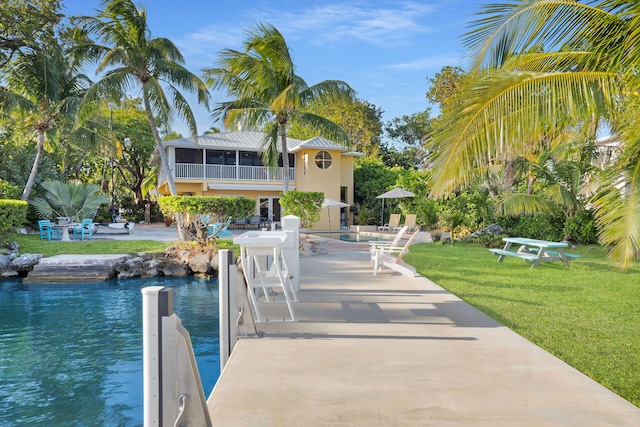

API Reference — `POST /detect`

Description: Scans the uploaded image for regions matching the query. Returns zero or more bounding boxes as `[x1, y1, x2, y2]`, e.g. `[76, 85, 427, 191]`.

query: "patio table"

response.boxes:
[52, 223, 79, 241]
[489, 237, 580, 268]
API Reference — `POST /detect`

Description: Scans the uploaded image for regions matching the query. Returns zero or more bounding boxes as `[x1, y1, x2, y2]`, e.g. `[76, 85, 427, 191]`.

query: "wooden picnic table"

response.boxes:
[489, 237, 581, 268]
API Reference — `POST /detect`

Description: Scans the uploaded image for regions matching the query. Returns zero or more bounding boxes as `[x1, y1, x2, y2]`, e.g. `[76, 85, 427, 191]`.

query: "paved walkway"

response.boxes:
[207, 249, 640, 426]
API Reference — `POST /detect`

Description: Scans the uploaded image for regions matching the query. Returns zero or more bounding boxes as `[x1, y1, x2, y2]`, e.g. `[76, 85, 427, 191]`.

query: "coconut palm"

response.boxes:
[0, 41, 91, 200]
[203, 22, 355, 192]
[73, 0, 210, 196]
[30, 180, 109, 222]
[428, 0, 640, 267]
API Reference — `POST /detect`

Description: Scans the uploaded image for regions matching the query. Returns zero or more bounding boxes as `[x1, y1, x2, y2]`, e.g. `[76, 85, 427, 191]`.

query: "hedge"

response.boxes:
[0, 199, 28, 236]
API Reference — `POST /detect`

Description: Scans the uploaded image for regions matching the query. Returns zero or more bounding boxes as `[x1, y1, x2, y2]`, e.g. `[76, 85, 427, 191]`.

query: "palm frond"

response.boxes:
[494, 192, 555, 217]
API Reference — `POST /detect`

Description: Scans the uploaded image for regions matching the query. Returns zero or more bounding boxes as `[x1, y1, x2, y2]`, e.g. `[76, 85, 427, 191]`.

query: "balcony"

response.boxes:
[173, 163, 295, 182]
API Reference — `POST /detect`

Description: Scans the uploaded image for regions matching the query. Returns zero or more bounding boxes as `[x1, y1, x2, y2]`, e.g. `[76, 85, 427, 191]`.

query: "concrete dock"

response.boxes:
[207, 248, 640, 426]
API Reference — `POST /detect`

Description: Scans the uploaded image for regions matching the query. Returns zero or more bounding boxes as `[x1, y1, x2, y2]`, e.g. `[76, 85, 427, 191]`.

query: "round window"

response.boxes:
[314, 151, 332, 170]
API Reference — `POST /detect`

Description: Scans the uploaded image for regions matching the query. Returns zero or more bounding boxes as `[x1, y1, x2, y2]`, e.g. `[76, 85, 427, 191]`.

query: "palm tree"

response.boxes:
[428, 1, 640, 267]
[203, 22, 355, 192]
[0, 41, 91, 200]
[30, 179, 109, 222]
[73, 0, 210, 196]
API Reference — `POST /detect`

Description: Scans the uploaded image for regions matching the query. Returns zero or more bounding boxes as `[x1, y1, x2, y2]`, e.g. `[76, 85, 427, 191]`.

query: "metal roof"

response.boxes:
[162, 131, 352, 153]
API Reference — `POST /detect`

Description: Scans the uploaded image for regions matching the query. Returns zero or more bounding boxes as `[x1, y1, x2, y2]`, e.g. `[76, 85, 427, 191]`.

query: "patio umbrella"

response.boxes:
[322, 198, 350, 232]
[376, 188, 415, 226]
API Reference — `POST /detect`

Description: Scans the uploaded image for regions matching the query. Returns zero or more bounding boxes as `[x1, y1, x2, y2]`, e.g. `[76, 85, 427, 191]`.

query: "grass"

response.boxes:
[11, 234, 173, 256]
[10, 234, 239, 257]
[404, 242, 640, 408]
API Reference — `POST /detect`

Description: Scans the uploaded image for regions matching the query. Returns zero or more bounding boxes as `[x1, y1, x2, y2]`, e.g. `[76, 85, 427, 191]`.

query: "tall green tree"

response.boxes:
[204, 22, 355, 192]
[0, 40, 91, 200]
[0, 0, 61, 69]
[73, 0, 210, 196]
[428, 0, 640, 267]
[290, 97, 383, 156]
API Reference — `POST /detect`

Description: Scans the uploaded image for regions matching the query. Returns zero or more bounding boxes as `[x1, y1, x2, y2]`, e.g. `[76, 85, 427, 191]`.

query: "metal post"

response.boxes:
[142, 286, 173, 427]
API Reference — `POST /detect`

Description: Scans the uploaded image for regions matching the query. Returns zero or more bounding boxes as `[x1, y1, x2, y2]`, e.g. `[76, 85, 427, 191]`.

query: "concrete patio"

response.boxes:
[207, 248, 640, 426]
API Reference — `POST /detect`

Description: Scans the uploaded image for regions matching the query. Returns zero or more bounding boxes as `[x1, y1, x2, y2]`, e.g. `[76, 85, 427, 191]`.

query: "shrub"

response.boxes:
[158, 196, 255, 244]
[564, 210, 599, 245]
[497, 213, 565, 241]
[0, 200, 28, 242]
[279, 191, 324, 230]
[0, 179, 21, 199]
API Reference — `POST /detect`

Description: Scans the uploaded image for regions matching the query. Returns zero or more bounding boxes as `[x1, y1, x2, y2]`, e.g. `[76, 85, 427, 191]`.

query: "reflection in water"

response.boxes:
[0, 276, 220, 426]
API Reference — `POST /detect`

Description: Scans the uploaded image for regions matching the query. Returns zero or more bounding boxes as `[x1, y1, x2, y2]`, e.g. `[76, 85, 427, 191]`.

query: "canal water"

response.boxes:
[0, 276, 220, 426]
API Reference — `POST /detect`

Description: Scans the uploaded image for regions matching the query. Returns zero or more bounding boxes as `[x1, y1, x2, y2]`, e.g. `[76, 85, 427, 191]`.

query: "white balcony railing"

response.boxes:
[173, 163, 295, 182]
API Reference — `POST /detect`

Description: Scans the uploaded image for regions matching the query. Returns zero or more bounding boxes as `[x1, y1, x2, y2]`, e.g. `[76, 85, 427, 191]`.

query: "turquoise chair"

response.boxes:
[72, 218, 93, 240]
[208, 217, 232, 238]
[38, 220, 61, 241]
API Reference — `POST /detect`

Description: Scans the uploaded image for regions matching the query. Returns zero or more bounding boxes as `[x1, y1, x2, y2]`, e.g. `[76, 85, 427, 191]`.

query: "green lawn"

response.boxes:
[404, 242, 640, 408]
[12, 234, 172, 256]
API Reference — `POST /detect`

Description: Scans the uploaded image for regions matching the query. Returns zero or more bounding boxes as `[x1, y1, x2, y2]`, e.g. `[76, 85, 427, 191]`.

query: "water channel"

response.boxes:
[0, 276, 220, 426]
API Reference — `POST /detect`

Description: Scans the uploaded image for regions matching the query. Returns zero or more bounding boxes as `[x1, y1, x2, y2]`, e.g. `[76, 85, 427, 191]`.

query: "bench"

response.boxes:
[307, 238, 329, 254]
[489, 248, 539, 261]
[522, 248, 582, 259]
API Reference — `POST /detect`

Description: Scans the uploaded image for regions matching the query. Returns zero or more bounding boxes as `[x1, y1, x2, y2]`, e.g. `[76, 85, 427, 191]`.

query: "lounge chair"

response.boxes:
[38, 219, 61, 241]
[234, 217, 248, 229]
[403, 214, 417, 232]
[369, 226, 409, 264]
[72, 218, 94, 240]
[248, 215, 262, 229]
[372, 229, 421, 277]
[378, 213, 401, 232]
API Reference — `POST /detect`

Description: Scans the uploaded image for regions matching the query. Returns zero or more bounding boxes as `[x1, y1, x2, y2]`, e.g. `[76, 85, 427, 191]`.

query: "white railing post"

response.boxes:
[142, 286, 172, 426]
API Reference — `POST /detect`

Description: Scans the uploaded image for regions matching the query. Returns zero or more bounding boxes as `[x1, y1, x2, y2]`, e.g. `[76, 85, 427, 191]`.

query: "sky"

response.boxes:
[62, 0, 485, 137]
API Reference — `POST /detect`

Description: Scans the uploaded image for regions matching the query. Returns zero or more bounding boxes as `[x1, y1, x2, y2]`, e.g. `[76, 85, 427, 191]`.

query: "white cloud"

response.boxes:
[384, 53, 464, 71]
[177, 0, 441, 62]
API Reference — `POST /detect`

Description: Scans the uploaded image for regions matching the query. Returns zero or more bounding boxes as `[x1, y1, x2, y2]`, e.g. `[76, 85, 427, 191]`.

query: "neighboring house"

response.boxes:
[152, 130, 362, 230]
[594, 135, 623, 170]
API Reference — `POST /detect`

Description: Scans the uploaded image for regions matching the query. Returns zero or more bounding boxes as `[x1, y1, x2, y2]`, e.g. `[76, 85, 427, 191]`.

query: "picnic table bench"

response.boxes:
[489, 237, 581, 268]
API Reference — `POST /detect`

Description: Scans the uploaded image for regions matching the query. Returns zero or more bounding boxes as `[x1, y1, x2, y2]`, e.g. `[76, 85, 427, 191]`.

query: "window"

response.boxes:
[175, 148, 202, 164]
[206, 150, 236, 165]
[314, 151, 332, 169]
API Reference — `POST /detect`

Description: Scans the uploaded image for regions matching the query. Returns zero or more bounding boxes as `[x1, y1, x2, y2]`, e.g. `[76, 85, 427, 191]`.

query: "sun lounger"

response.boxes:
[378, 213, 400, 232]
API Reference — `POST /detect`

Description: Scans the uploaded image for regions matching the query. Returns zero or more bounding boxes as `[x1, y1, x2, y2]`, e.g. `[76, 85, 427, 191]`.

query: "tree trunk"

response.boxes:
[21, 131, 45, 200]
[280, 122, 289, 193]
[142, 85, 177, 195]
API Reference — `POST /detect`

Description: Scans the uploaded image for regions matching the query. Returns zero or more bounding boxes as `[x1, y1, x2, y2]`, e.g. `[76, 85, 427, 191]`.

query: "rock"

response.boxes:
[163, 260, 191, 277]
[11, 253, 44, 272]
[188, 254, 211, 274]
[0, 254, 17, 277]
[141, 259, 164, 277]
[469, 223, 504, 237]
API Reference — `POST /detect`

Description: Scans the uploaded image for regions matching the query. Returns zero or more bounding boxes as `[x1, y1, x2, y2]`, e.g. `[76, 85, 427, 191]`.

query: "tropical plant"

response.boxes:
[157, 195, 254, 244]
[0, 40, 91, 200]
[73, 0, 210, 196]
[427, 0, 640, 268]
[30, 180, 109, 223]
[279, 191, 324, 230]
[204, 22, 355, 192]
[0, 0, 61, 69]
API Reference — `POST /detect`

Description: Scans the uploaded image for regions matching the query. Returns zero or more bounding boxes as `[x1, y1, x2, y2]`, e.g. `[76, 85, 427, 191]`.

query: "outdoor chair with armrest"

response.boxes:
[72, 218, 94, 240]
[38, 220, 61, 241]
[208, 217, 233, 238]
[372, 229, 421, 277]
[369, 226, 408, 264]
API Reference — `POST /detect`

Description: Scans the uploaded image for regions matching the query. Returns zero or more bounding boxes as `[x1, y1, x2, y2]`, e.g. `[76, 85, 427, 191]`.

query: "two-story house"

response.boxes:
[152, 130, 362, 230]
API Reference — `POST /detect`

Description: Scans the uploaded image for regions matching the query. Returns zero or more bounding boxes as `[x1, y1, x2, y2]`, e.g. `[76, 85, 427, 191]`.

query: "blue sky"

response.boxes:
[63, 0, 485, 137]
